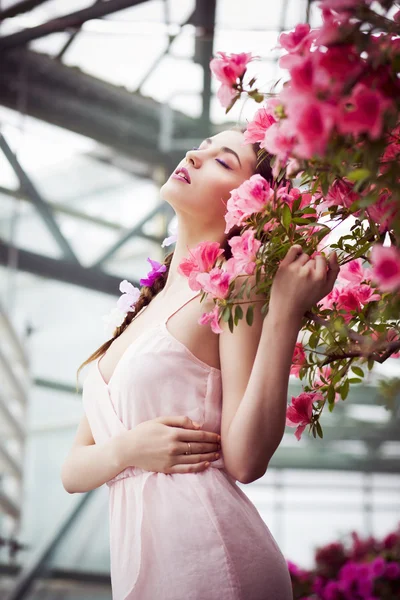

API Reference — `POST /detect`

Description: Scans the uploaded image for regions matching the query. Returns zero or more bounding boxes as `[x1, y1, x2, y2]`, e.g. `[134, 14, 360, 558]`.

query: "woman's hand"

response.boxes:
[116, 416, 221, 474]
[269, 244, 340, 320]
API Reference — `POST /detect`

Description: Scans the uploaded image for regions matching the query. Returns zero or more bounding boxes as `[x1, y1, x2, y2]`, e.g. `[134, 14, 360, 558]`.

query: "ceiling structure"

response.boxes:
[0, 1, 399, 597]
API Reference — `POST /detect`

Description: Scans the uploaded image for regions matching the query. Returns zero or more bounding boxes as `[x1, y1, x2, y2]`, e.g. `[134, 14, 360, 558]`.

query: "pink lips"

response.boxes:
[173, 167, 191, 183]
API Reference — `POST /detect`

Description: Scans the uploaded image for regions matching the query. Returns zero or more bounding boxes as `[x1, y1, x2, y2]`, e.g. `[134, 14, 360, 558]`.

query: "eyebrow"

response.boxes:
[204, 137, 242, 168]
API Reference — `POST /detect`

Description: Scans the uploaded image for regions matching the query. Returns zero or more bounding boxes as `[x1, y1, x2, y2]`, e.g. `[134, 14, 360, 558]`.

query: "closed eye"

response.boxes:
[191, 147, 231, 170]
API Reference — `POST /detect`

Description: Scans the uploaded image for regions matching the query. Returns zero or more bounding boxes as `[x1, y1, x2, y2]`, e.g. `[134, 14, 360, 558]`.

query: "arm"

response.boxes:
[61, 413, 125, 494]
[220, 303, 302, 484]
[219, 247, 339, 484]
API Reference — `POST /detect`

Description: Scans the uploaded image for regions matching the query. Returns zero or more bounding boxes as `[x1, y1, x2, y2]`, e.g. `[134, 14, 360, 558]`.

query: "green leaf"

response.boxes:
[222, 306, 231, 322]
[246, 305, 254, 326]
[316, 420, 323, 439]
[327, 385, 335, 404]
[281, 203, 292, 230]
[351, 366, 365, 378]
[340, 378, 349, 400]
[235, 304, 243, 321]
[346, 168, 371, 182]
[349, 377, 363, 384]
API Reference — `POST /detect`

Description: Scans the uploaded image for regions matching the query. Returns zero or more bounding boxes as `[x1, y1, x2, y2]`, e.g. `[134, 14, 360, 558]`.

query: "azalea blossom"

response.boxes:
[286, 391, 323, 440]
[290, 342, 307, 377]
[195, 267, 231, 300]
[370, 244, 400, 292]
[177, 241, 225, 291]
[224, 174, 273, 233]
[198, 304, 223, 334]
[209, 51, 253, 108]
[226, 228, 261, 276]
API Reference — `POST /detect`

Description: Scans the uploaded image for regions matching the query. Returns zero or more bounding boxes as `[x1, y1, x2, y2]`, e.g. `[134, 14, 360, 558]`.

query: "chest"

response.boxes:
[99, 292, 221, 385]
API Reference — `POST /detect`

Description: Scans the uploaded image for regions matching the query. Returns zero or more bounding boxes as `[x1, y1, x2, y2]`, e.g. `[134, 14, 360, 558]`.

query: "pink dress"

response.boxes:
[82, 291, 293, 600]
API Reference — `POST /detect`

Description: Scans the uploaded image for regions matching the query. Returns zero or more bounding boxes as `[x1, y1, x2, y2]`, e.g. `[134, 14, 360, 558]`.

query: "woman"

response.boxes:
[62, 128, 340, 599]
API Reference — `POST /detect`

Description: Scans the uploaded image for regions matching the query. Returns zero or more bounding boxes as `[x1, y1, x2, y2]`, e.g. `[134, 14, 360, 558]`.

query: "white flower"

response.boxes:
[161, 217, 178, 247]
[102, 306, 127, 338]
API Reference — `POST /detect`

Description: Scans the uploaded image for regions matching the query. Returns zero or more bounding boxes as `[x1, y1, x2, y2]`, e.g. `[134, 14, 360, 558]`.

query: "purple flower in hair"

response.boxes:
[140, 258, 167, 287]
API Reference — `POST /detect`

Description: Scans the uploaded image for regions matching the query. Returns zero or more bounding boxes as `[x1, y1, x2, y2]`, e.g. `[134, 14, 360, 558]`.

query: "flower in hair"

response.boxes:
[117, 279, 141, 313]
[161, 233, 177, 247]
[102, 279, 140, 338]
[140, 258, 167, 287]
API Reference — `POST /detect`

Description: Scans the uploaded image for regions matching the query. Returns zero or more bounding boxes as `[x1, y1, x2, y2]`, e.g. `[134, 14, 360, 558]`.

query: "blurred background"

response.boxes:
[0, 0, 399, 598]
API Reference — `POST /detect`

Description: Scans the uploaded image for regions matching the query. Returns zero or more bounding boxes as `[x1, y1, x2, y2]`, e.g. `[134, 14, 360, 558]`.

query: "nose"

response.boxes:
[185, 148, 201, 168]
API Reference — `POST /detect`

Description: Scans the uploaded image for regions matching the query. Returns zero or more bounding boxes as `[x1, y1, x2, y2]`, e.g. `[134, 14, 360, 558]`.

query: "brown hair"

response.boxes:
[76, 127, 279, 387]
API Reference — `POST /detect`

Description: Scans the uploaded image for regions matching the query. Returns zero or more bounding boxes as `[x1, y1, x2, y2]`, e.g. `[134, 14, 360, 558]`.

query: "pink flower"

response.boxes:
[279, 23, 312, 54]
[195, 267, 231, 300]
[366, 190, 398, 234]
[337, 83, 393, 140]
[355, 284, 381, 305]
[262, 120, 296, 164]
[227, 229, 261, 276]
[319, 284, 361, 323]
[286, 391, 323, 441]
[198, 304, 223, 334]
[370, 244, 400, 293]
[178, 241, 225, 290]
[385, 562, 400, 579]
[290, 342, 307, 377]
[210, 51, 253, 108]
[319, 178, 361, 212]
[289, 99, 336, 159]
[338, 258, 371, 286]
[224, 174, 273, 233]
[243, 100, 278, 145]
[139, 258, 167, 287]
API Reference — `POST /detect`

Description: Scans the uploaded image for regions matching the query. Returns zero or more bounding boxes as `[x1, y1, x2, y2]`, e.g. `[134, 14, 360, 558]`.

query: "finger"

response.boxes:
[176, 441, 220, 455]
[168, 461, 211, 474]
[280, 244, 303, 267]
[176, 429, 221, 444]
[314, 255, 327, 279]
[326, 252, 340, 287]
[178, 451, 220, 464]
[294, 252, 311, 266]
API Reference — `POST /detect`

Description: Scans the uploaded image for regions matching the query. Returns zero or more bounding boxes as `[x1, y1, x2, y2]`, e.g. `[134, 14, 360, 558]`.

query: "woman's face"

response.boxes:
[160, 130, 256, 226]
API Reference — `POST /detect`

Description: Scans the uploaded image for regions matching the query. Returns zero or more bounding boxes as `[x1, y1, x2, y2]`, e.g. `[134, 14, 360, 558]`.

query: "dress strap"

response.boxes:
[163, 289, 202, 327]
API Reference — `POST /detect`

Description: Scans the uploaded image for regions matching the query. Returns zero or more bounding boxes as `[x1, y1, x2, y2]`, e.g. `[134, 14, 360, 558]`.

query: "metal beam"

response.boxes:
[0, 185, 162, 243]
[0, 489, 20, 520]
[0, 345, 28, 408]
[269, 449, 400, 473]
[0, 0, 50, 20]
[0, 239, 136, 295]
[0, 134, 80, 265]
[93, 202, 170, 267]
[191, 0, 216, 127]
[0, 0, 150, 50]
[0, 49, 203, 170]
[4, 491, 95, 600]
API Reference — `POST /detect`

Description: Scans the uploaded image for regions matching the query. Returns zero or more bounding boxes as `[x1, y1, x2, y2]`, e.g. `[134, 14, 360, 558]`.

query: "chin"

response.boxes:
[159, 179, 188, 207]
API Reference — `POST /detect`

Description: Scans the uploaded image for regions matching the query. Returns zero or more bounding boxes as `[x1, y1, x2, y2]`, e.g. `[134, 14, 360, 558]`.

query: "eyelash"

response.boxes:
[191, 147, 231, 170]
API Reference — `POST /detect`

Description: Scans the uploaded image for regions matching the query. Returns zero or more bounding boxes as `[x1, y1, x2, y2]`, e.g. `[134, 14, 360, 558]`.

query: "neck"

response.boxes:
[163, 214, 227, 294]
